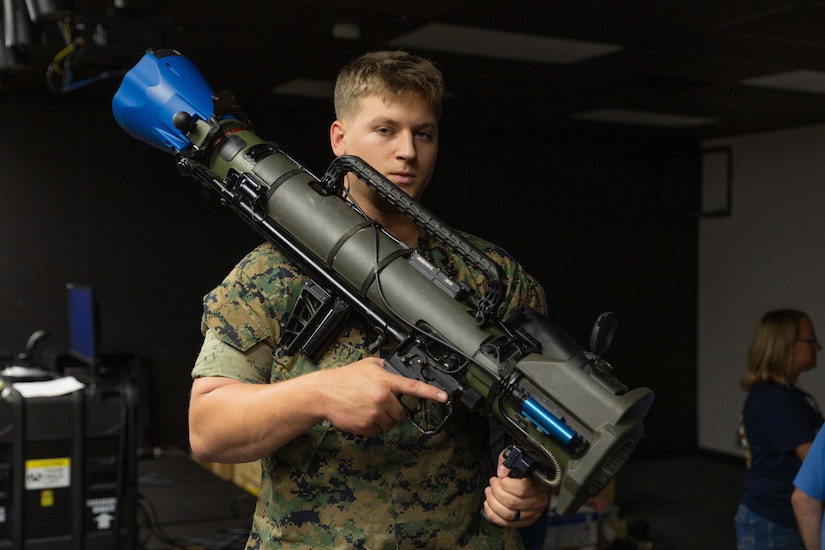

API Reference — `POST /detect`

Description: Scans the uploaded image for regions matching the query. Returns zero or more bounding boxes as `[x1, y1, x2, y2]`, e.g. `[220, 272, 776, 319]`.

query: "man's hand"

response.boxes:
[483, 450, 552, 527]
[318, 357, 448, 436]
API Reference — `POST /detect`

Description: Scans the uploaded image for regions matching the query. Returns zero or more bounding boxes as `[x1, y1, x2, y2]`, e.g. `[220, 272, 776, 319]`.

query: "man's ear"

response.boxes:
[330, 120, 346, 156]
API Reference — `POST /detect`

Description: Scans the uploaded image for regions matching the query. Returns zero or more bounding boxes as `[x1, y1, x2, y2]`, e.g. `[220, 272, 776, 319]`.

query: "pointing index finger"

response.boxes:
[389, 374, 449, 403]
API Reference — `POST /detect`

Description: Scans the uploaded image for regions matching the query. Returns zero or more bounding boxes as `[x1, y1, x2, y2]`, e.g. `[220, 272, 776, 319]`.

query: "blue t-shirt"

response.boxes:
[794, 428, 825, 547]
[740, 383, 823, 527]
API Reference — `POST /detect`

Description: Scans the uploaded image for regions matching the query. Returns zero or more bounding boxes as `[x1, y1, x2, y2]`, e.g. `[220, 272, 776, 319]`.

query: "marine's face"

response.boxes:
[330, 93, 439, 208]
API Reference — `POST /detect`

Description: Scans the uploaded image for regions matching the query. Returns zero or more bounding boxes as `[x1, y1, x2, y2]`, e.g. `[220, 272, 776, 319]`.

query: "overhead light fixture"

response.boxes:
[271, 78, 335, 99]
[24, 0, 72, 23]
[3, 0, 38, 48]
[740, 69, 825, 95]
[0, 42, 25, 71]
[1, 0, 69, 72]
[332, 22, 360, 41]
[389, 22, 622, 64]
[0, 16, 28, 70]
[571, 109, 717, 128]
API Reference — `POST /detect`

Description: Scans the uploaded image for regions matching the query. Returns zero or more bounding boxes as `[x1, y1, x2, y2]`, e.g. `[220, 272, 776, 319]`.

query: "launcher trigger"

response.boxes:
[385, 341, 460, 435]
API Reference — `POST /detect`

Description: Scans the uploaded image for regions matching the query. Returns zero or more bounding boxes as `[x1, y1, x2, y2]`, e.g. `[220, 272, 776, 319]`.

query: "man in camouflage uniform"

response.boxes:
[189, 50, 551, 549]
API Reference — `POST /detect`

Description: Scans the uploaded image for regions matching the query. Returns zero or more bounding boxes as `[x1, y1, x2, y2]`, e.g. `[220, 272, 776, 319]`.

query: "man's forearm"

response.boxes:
[792, 488, 824, 550]
[189, 375, 324, 463]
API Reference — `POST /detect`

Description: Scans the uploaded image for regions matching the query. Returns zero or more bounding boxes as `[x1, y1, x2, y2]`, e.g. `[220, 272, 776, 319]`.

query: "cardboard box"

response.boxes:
[543, 479, 617, 550]
[193, 456, 261, 495]
[197, 460, 234, 481]
[232, 460, 262, 495]
[544, 509, 599, 550]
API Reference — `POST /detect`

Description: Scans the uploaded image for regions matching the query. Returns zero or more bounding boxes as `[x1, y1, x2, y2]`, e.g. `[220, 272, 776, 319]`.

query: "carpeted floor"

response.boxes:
[612, 452, 746, 550]
[135, 450, 748, 550]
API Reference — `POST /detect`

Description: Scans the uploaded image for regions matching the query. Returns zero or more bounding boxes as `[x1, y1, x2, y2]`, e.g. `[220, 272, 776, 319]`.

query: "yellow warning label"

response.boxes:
[26, 458, 70, 469]
[25, 458, 71, 490]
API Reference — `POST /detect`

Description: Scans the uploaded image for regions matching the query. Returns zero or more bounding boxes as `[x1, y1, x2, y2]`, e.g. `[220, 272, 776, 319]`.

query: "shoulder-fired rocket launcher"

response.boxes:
[111, 49, 654, 515]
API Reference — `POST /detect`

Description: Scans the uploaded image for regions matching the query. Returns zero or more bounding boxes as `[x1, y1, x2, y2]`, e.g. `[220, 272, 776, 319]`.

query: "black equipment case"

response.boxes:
[0, 370, 138, 549]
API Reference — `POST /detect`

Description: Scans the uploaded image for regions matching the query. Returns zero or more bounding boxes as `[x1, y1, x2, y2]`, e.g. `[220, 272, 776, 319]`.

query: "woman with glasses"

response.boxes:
[736, 309, 824, 549]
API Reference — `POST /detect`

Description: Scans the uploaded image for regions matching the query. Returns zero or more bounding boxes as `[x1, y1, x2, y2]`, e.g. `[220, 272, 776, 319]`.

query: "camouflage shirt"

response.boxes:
[193, 231, 547, 549]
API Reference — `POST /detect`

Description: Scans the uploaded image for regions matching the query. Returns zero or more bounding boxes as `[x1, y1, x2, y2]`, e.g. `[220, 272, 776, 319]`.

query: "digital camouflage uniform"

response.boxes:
[192, 231, 547, 549]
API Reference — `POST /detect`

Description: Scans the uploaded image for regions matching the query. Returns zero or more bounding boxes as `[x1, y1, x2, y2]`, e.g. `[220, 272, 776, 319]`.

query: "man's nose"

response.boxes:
[396, 132, 416, 158]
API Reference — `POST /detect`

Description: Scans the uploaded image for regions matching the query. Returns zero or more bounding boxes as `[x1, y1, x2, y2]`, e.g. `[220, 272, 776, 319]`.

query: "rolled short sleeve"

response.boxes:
[194, 242, 308, 382]
[200, 242, 308, 346]
[201, 270, 273, 352]
[192, 329, 273, 383]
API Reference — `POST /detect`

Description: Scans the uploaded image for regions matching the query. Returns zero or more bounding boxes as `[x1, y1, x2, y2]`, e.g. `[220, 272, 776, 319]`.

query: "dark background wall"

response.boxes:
[0, 85, 699, 458]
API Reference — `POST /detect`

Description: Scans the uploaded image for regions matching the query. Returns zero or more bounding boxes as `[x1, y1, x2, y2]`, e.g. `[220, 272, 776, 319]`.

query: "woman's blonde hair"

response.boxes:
[333, 50, 444, 122]
[740, 309, 807, 391]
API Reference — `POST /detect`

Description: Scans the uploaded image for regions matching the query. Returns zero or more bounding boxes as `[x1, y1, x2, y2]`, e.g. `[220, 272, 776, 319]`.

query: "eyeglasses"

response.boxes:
[796, 335, 819, 344]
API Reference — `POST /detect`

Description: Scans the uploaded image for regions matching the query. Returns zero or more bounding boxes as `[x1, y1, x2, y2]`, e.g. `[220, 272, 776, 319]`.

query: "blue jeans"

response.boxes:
[735, 503, 804, 550]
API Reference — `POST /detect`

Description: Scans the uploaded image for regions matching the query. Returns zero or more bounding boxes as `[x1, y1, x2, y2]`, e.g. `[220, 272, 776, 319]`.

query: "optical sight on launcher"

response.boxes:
[112, 49, 654, 515]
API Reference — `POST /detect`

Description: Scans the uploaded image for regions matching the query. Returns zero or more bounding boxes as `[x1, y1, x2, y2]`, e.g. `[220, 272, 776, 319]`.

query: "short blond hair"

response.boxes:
[740, 309, 808, 391]
[333, 50, 444, 122]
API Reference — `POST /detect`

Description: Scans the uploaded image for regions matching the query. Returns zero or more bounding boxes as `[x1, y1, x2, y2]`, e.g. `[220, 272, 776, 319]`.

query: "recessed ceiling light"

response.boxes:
[389, 22, 621, 64]
[740, 69, 825, 95]
[571, 109, 717, 128]
[270, 78, 335, 99]
[332, 22, 361, 41]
